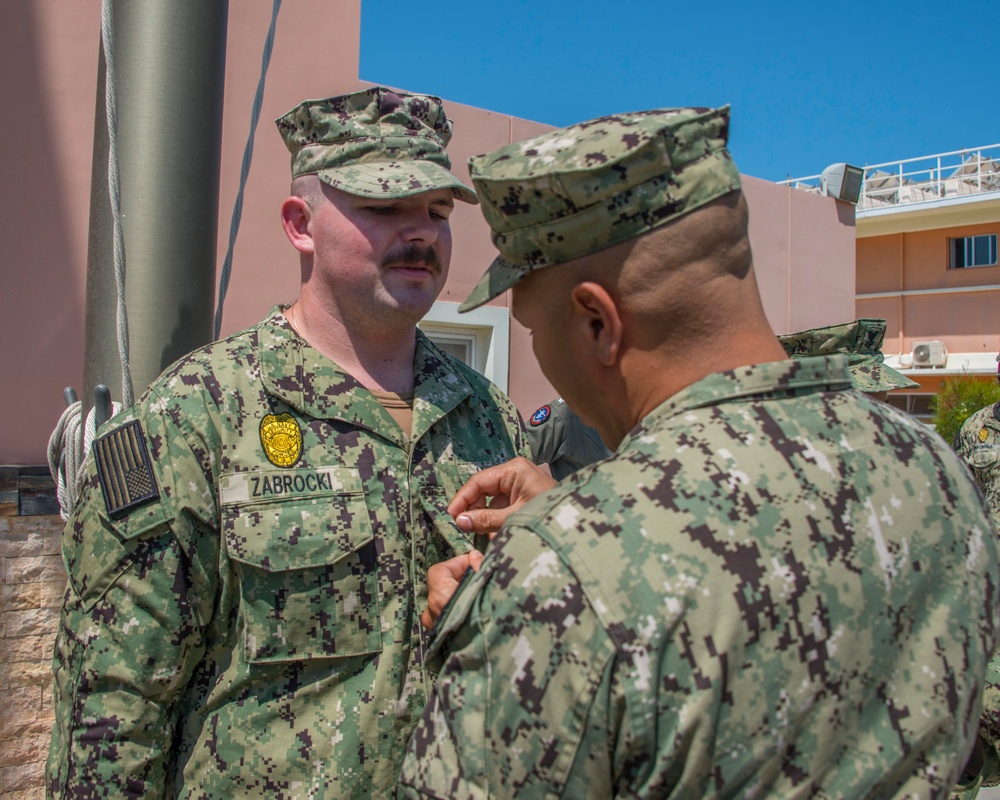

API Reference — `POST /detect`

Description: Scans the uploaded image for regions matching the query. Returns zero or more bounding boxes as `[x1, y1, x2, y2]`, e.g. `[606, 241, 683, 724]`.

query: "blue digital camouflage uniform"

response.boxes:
[46, 307, 529, 798]
[526, 398, 611, 480]
[401, 356, 1000, 799]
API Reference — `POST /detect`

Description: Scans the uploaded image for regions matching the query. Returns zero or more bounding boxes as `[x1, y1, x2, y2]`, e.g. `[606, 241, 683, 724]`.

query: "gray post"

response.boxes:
[82, 1, 229, 423]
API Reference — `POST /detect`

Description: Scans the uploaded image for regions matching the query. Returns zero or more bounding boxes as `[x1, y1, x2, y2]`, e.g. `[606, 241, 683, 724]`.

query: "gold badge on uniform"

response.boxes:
[980, 427, 991, 443]
[260, 413, 302, 467]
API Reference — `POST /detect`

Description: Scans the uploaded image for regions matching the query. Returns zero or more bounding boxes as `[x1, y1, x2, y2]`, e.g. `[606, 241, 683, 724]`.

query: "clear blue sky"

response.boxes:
[360, 0, 998, 183]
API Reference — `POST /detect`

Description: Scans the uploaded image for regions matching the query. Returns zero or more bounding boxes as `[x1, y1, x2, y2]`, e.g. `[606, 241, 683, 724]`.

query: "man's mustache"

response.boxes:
[381, 245, 441, 271]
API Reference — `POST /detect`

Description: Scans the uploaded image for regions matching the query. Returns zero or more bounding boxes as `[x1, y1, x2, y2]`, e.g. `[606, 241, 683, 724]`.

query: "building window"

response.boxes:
[418, 301, 510, 392]
[429, 332, 474, 365]
[949, 234, 998, 269]
[886, 393, 935, 424]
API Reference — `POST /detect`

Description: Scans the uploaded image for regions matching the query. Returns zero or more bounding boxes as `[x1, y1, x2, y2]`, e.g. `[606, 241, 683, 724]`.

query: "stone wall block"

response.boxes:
[5, 788, 45, 800]
[4, 557, 64, 586]
[5, 608, 58, 640]
[0, 585, 41, 613]
[5, 637, 53, 667]
[6, 661, 52, 690]
[1, 761, 45, 794]
[1, 497, 65, 797]
[38, 582, 66, 610]
[0, 521, 61, 560]
[0, 687, 40, 725]
[0, 732, 48, 769]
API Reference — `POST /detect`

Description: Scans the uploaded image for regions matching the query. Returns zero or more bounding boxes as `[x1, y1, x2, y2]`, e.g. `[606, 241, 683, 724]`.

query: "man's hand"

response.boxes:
[447, 457, 557, 538]
[422, 551, 484, 631]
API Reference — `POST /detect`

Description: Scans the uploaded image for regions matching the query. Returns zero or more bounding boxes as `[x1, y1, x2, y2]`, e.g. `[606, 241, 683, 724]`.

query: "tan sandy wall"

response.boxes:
[0, 470, 63, 799]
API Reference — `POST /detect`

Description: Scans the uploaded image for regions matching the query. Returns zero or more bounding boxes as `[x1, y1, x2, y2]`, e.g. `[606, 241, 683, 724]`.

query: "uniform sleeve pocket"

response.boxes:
[64, 464, 175, 612]
[221, 466, 382, 664]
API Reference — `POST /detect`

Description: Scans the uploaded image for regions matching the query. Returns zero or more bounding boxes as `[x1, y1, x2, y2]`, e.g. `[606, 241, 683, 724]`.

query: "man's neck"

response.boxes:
[614, 325, 788, 441]
[284, 300, 418, 394]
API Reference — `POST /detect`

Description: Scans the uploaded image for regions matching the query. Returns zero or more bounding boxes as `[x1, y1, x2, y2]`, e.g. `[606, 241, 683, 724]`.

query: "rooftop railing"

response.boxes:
[780, 144, 1000, 210]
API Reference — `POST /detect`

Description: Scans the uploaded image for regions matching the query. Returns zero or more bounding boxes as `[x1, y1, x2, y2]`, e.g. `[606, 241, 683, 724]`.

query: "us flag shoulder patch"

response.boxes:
[93, 420, 160, 519]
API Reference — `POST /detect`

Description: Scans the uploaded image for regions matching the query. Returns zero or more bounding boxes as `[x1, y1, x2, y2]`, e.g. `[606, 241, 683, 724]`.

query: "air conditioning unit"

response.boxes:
[911, 340, 948, 368]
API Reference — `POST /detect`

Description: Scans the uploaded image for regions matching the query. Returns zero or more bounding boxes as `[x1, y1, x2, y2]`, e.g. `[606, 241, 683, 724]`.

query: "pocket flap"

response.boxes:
[221, 466, 372, 571]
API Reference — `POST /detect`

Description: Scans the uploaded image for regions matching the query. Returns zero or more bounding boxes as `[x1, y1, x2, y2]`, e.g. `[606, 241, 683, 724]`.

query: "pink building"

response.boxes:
[0, 0, 855, 466]
[787, 149, 1000, 421]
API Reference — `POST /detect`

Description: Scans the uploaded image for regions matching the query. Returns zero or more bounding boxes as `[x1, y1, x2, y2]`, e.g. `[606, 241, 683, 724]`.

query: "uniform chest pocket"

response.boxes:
[221, 467, 382, 664]
[970, 442, 1000, 470]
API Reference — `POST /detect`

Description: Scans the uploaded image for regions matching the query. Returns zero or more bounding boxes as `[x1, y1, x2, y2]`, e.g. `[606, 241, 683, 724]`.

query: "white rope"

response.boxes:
[214, 0, 283, 340]
[47, 400, 122, 520]
[101, 0, 134, 407]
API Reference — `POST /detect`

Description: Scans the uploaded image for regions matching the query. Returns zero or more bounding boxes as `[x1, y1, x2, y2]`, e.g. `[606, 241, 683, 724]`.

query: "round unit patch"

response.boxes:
[260, 413, 303, 467]
[530, 405, 551, 426]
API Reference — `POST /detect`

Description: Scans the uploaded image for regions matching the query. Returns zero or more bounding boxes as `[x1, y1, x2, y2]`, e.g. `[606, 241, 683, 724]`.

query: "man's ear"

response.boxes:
[570, 281, 622, 367]
[281, 196, 314, 254]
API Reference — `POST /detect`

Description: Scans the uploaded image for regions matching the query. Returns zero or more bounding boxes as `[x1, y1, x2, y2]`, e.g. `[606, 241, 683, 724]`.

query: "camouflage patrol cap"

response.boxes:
[779, 318, 919, 392]
[459, 105, 741, 312]
[275, 86, 478, 204]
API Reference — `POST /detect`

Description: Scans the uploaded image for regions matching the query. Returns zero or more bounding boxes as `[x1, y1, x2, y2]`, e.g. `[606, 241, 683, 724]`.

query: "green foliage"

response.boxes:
[932, 374, 1000, 446]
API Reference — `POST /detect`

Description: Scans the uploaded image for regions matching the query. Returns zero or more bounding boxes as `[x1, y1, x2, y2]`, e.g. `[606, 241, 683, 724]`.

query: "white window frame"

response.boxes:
[949, 233, 998, 269]
[418, 301, 510, 392]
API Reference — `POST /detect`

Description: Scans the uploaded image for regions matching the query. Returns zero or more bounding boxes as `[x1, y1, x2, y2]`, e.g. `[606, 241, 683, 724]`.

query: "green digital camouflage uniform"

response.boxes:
[402, 357, 999, 798]
[782, 322, 1000, 796]
[526, 399, 610, 480]
[955, 398, 1000, 794]
[47, 86, 529, 798]
[955, 401, 1000, 531]
[46, 308, 528, 797]
[401, 106, 1000, 798]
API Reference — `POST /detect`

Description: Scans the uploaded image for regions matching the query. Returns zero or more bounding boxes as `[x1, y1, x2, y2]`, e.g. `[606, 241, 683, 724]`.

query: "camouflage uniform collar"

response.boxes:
[257, 307, 474, 437]
[621, 355, 853, 449]
[410, 334, 479, 439]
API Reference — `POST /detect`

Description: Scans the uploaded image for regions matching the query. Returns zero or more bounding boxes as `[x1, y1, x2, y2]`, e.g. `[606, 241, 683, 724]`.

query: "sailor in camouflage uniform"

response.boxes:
[46, 87, 529, 798]
[400, 106, 1000, 798]
[955, 352, 1000, 531]
[952, 351, 1000, 795]
[780, 322, 999, 796]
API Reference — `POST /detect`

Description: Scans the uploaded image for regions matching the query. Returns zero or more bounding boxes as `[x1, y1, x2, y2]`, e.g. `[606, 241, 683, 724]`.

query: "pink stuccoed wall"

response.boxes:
[0, 1, 856, 465]
[857, 223, 1000, 354]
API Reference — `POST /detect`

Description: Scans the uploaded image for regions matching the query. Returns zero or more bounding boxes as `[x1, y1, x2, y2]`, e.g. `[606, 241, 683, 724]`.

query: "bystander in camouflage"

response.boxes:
[401, 105, 1000, 799]
[46, 87, 528, 798]
[955, 350, 1000, 530]
[952, 348, 1000, 796]
[526, 397, 610, 479]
